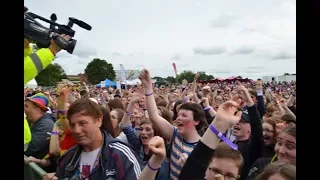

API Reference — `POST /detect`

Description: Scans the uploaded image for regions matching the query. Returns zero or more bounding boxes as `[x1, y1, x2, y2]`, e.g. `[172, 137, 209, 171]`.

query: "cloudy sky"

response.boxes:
[27, 0, 295, 79]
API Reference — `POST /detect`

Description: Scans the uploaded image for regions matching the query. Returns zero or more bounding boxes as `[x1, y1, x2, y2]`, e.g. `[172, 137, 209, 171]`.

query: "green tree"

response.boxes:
[166, 76, 176, 83]
[85, 58, 116, 85]
[207, 75, 214, 80]
[284, 72, 290, 75]
[237, 76, 243, 79]
[176, 70, 195, 83]
[35, 63, 67, 86]
[152, 76, 165, 82]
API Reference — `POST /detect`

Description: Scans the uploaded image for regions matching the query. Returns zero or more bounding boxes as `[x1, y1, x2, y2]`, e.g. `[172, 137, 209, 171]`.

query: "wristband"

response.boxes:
[145, 92, 154, 97]
[147, 161, 161, 171]
[209, 124, 238, 150]
[126, 111, 131, 116]
[204, 107, 212, 111]
[135, 127, 142, 131]
[51, 132, 59, 136]
[57, 110, 67, 115]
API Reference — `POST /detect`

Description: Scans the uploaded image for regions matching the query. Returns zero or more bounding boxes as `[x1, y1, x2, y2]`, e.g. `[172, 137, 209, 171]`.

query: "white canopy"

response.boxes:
[26, 78, 38, 89]
[125, 79, 141, 85]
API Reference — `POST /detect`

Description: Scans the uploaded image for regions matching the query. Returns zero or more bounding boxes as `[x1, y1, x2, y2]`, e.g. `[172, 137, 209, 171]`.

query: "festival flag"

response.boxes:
[120, 64, 126, 84]
[126, 70, 140, 80]
[172, 63, 177, 77]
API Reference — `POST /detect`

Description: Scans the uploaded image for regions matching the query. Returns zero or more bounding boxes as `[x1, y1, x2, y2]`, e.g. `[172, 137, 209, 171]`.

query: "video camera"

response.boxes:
[24, 6, 92, 54]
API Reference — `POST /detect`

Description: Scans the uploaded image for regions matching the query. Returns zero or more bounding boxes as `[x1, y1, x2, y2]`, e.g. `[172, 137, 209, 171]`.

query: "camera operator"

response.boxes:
[24, 34, 71, 151]
[24, 34, 71, 85]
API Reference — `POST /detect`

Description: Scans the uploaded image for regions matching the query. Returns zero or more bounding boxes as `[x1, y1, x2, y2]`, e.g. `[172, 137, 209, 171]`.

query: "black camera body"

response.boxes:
[24, 6, 92, 54]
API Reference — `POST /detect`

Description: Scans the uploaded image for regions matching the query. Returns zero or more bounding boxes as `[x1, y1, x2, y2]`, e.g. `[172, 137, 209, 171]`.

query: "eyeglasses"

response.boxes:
[263, 129, 274, 133]
[208, 167, 238, 180]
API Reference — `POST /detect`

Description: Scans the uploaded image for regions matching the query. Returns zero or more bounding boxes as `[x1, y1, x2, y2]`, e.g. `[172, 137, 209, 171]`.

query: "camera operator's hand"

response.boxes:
[43, 173, 57, 180]
[24, 39, 30, 48]
[49, 34, 71, 55]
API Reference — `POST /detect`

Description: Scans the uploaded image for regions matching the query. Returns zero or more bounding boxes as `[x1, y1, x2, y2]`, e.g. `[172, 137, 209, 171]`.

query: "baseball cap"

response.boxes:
[240, 110, 250, 123]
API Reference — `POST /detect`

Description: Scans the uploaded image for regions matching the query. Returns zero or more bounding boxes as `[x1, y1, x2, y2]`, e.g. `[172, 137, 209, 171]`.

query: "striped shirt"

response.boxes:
[169, 128, 198, 180]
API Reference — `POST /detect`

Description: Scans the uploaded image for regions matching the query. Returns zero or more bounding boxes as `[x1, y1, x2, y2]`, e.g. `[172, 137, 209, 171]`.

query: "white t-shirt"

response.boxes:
[227, 128, 236, 142]
[117, 132, 129, 144]
[79, 147, 101, 179]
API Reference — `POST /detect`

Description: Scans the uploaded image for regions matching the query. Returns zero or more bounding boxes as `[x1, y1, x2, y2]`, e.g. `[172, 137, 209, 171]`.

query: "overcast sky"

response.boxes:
[27, 0, 296, 79]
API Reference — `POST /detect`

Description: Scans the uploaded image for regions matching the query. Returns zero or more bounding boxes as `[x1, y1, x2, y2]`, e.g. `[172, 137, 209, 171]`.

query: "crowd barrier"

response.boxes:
[24, 155, 47, 180]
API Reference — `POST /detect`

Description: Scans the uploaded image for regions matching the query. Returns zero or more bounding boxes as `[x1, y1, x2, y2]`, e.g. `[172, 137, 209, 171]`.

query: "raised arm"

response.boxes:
[237, 85, 264, 164]
[192, 73, 201, 104]
[120, 95, 142, 149]
[255, 80, 266, 118]
[139, 136, 166, 180]
[139, 69, 174, 140]
[57, 88, 70, 131]
[179, 101, 242, 180]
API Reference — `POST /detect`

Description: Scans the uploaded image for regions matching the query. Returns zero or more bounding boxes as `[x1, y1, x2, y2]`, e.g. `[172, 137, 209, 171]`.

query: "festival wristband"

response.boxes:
[145, 92, 154, 97]
[57, 110, 67, 115]
[147, 161, 161, 171]
[47, 132, 59, 136]
[135, 127, 142, 131]
[126, 111, 131, 116]
[204, 107, 212, 111]
[209, 124, 238, 150]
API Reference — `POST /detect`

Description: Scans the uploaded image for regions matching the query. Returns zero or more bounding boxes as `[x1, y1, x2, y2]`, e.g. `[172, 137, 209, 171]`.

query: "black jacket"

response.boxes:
[246, 157, 274, 180]
[234, 105, 264, 180]
[179, 105, 264, 180]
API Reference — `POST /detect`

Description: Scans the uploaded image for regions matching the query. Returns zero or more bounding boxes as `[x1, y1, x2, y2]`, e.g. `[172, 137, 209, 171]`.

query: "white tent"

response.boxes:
[125, 79, 141, 85]
[26, 78, 38, 89]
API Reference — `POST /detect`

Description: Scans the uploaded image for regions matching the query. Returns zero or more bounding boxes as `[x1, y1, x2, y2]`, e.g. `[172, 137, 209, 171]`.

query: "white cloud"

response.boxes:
[26, 0, 295, 79]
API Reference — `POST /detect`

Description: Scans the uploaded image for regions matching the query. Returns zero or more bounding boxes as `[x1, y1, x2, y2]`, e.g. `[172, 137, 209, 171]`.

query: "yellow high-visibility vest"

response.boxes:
[24, 47, 55, 85]
[24, 44, 55, 151]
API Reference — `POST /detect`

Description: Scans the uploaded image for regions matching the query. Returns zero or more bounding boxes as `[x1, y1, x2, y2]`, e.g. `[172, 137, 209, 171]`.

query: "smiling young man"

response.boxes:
[139, 69, 206, 180]
[52, 99, 141, 180]
[230, 86, 264, 180]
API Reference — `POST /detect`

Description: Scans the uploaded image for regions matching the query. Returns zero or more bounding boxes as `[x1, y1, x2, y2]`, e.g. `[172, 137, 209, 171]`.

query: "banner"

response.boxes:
[126, 70, 140, 80]
[172, 63, 177, 77]
[120, 64, 127, 83]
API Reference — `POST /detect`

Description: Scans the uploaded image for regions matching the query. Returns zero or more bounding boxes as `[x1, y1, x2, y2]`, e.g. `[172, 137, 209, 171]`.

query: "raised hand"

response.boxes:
[148, 136, 166, 160]
[214, 101, 242, 128]
[194, 72, 200, 80]
[202, 97, 210, 108]
[279, 98, 287, 106]
[235, 85, 254, 107]
[139, 69, 152, 88]
[129, 94, 141, 105]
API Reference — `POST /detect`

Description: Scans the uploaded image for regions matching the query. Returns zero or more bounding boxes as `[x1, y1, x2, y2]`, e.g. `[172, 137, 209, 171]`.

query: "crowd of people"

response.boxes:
[24, 68, 296, 180]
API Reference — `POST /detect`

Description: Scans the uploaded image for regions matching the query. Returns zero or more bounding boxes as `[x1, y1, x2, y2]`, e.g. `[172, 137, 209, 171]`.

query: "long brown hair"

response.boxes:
[255, 161, 296, 180]
[99, 105, 116, 137]
[108, 99, 124, 111]
[263, 118, 278, 139]
[112, 108, 125, 137]
[157, 106, 172, 124]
